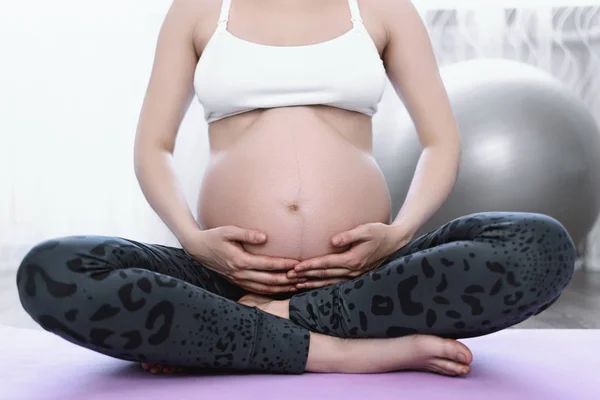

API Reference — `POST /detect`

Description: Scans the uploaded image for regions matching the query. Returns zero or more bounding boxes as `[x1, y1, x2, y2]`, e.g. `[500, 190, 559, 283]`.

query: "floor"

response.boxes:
[3, 326, 599, 400]
[1, 269, 599, 330]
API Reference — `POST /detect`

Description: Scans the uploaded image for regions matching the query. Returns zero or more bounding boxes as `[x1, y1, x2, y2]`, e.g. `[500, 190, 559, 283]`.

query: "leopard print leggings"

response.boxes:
[17, 212, 575, 374]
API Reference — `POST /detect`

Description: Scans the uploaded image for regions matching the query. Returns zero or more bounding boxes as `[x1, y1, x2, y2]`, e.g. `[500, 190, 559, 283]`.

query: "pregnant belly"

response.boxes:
[197, 110, 392, 261]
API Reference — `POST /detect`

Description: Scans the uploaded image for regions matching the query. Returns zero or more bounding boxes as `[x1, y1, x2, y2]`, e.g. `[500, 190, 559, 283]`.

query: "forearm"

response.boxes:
[134, 146, 200, 245]
[391, 142, 461, 236]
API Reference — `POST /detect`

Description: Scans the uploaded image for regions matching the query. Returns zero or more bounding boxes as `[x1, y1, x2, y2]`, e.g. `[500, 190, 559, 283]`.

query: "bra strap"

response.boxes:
[217, 0, 232, 30]
[348, 0, 363, 26]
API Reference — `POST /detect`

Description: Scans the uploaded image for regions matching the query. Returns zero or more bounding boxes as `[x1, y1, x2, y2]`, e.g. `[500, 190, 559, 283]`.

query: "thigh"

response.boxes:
[21, 235, 246, 300]
[17, 236, 308, 372]
[383, 212, 542, 266]
[384, 213, 499, 261]
[118, 237, 247, 300]
[289, 212, 575, 338]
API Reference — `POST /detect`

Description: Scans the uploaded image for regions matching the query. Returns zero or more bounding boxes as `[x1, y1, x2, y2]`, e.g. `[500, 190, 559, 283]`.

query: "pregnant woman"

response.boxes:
[17, 0, 575, 377]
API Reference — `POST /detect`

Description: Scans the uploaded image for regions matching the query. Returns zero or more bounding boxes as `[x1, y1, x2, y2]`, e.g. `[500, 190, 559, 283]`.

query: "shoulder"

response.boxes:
[359, 0, 420, 30]
[166, 0, 223, 44]
[360, 0, 414, 19]
[167, 0, 221, 17]
[362, 0, 425, 42]
[362, 0, 422, 28]
[169, 0, 217, 11]
[165, 0, 223, 27]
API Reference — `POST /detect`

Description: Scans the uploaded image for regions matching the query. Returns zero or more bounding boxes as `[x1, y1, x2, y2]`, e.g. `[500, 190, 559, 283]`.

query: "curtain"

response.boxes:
[1, 0, 599, 272]
[412, 1, 600, 269]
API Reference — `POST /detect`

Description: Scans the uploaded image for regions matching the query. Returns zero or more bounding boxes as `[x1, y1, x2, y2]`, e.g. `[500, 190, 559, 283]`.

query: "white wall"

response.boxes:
[1, 0, 599, 272]
[0, 1, 208, 264]
[0, 0, 403, 271]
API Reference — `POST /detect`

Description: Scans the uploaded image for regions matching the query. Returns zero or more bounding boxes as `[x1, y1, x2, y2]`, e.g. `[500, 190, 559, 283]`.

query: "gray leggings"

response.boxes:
[17, 212, 575, 374]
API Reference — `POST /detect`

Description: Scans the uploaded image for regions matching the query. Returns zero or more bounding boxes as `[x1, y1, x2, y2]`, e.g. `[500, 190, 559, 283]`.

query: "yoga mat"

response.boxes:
[1, 325, 598, 400]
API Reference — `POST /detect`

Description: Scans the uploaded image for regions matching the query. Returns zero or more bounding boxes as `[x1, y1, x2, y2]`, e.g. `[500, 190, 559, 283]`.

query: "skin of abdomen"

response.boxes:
[197, 111, 392, 261]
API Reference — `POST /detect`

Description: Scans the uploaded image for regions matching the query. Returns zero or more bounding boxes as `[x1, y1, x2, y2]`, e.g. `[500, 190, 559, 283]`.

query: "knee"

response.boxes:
[513, 213, 576, 257]
[512, 213, 576, 290]
[16, 237, 86, 317]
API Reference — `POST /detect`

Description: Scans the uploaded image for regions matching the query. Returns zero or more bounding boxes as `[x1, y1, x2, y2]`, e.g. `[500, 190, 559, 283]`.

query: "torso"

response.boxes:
[193, 0, 392, 260]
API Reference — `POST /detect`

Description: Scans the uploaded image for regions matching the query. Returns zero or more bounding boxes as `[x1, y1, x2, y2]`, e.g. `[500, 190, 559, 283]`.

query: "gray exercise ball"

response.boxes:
[373, 59, 600, 247]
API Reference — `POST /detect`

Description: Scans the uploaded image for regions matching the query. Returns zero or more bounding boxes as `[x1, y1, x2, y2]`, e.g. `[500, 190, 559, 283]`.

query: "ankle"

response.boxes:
[265, 299, 290, 320]
[305, 333, 347, 373]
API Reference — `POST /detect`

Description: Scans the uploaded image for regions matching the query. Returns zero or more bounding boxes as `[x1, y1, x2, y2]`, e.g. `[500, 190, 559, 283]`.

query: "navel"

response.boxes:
[287, 203, 300, 212]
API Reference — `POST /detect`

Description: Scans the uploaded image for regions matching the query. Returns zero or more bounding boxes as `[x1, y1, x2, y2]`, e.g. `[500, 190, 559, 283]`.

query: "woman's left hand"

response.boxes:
[287, 223, 413, 289]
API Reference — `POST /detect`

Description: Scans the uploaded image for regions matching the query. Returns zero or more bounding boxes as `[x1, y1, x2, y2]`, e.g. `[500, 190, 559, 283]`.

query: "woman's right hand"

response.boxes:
[182, 226, 304, 295]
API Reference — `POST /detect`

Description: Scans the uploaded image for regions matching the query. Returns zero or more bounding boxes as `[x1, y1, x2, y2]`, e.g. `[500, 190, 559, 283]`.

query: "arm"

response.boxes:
[287, 2, 461, 283]
[382, 0, 461, 238]
[134, 0, 301, 293]
[134, 0, 201, 247]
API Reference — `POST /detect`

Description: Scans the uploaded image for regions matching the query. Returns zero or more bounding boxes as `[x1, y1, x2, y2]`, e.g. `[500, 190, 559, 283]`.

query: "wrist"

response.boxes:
[387, 223, 416, 251]
[177, 227, 204, 249]
[390, 214, 422, 236]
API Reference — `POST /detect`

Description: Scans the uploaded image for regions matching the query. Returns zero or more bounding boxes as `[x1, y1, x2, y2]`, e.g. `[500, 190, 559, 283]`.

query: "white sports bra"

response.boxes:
[194, 0, 387, 124]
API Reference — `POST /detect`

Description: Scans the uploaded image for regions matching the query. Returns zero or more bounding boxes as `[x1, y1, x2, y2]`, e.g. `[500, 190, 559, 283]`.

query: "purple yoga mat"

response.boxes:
[1, 325, 598, 400]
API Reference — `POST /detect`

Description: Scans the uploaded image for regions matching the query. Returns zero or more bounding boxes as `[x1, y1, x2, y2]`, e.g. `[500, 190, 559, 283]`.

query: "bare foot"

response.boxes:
[140, 362, 185, 375]
[325, 334, 473, 376]
[238, 294, 473, 376]
[143, 295, 472, 376]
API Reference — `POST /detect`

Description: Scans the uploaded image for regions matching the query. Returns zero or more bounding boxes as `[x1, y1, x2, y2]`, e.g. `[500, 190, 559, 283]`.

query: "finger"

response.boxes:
[237, 270, 303, 286]
[296, 278, 349, 289]
[241, 254, 300, 271]
[332, 225, 371, 247]
[222, 226, 267, 244]
[293, 253, 353, 272]
[295, 268, 351, 279]
[237, 280, 298, 294]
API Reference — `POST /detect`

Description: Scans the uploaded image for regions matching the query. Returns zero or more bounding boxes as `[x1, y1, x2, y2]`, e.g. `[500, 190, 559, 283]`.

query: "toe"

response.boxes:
[442, 339, 473, 365]
[431, 358, 470, 376]
[150, 367, 161, 374]
[423, 364, 449, 376]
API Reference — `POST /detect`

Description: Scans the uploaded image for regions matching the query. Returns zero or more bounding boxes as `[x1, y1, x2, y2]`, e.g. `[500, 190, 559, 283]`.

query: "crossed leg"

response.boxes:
[242, 212, 576, 374]
[16, 213, 575, 376]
